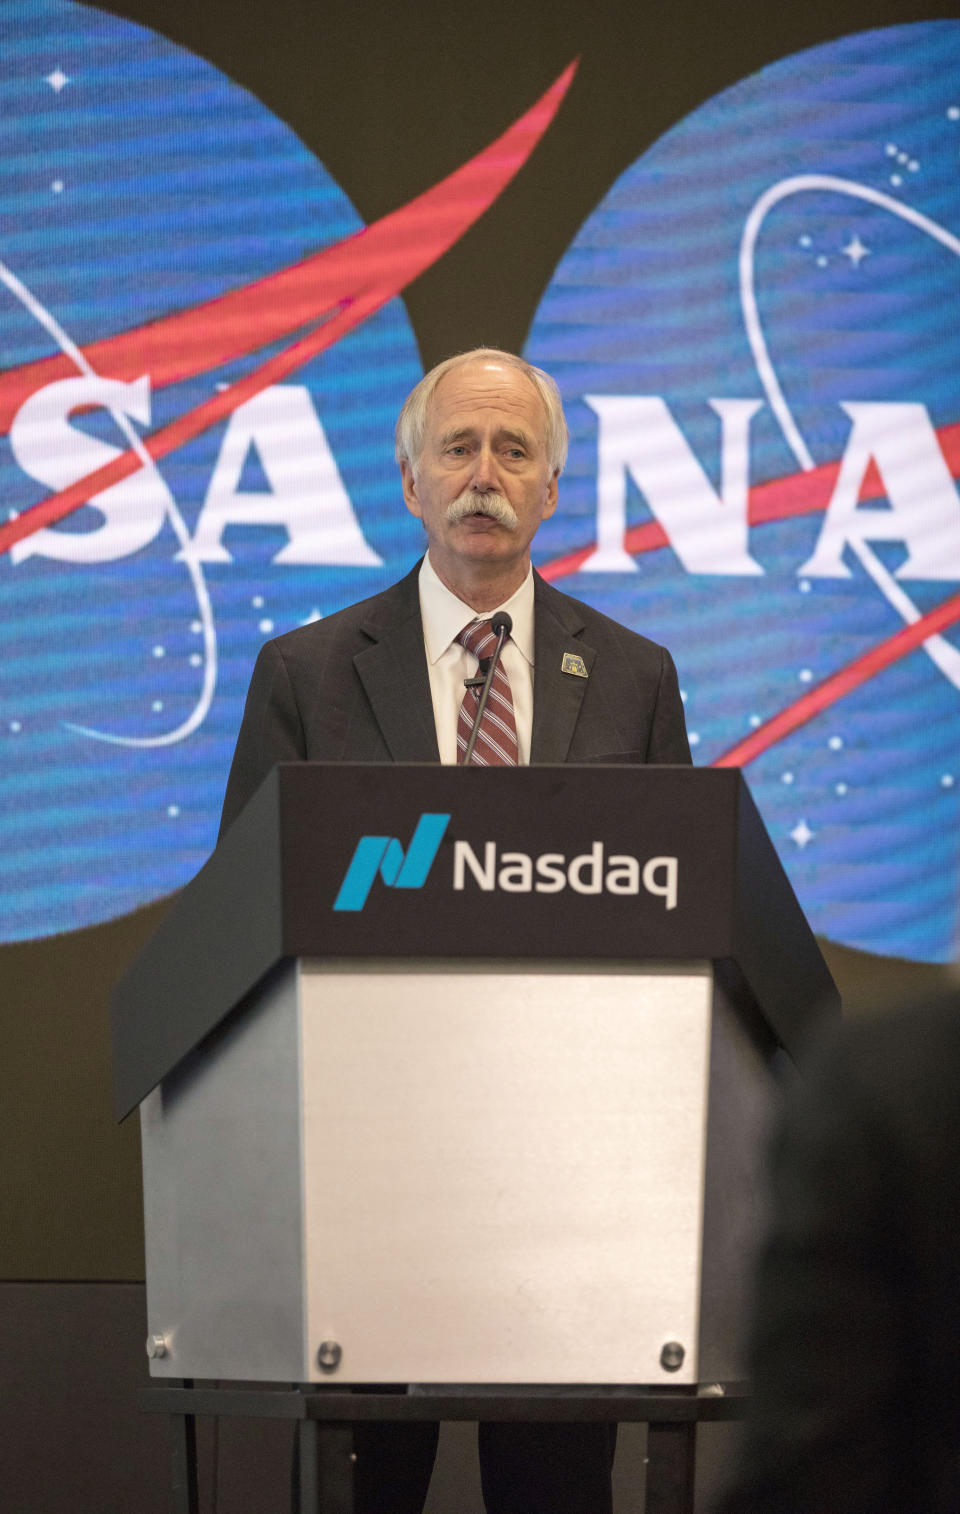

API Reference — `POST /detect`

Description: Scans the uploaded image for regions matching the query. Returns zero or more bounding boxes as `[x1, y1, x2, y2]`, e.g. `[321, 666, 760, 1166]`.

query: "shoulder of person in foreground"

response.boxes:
[714, 991, 960, 1514]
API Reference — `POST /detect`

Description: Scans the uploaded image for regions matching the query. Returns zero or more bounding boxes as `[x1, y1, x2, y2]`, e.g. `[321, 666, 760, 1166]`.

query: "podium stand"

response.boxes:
[113, 764, 837, 1512]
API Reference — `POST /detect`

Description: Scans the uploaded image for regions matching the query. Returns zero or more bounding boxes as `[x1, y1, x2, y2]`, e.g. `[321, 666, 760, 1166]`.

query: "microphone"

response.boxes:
[462, 611, 513, 765]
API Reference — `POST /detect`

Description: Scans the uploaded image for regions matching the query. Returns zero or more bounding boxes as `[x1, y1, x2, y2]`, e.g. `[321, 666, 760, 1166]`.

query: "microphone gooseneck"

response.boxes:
[462, 611, 513, 765]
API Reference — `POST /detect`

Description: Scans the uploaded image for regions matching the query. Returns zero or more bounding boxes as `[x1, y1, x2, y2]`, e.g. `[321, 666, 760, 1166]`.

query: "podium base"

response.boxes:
[143, 1380, 749, 1514]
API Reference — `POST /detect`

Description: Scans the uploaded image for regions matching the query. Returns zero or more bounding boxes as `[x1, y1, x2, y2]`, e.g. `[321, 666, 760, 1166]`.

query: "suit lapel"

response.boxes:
[354, 564, 441, 762]
[352, 564, 596, 764]
[530, 574, 596, 763]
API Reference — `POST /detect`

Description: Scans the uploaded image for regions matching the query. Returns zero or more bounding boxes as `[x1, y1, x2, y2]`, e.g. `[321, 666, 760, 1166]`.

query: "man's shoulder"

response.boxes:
[262, 566, 421, 663]
[534, 573, 672, 657]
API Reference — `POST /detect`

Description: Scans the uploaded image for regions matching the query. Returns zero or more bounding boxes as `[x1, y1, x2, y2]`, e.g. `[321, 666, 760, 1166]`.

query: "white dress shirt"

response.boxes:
[418, 553, 535, 764]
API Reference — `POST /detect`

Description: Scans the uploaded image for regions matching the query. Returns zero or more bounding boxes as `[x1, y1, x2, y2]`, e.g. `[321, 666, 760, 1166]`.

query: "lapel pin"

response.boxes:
[561, 652, 589, 679]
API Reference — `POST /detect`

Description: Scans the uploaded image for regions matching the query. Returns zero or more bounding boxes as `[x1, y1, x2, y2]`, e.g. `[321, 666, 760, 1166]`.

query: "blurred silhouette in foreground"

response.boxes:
[716, 993, 960, 1514]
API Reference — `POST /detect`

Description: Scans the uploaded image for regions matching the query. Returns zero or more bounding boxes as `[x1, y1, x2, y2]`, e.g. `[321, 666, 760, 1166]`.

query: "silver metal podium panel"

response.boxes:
[141, 959, 770, 1385]
[140, 965, 308, 1381]
[300, 963, 713, 1385]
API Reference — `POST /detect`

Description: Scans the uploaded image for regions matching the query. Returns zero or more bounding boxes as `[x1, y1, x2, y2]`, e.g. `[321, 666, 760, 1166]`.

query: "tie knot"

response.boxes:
[456, 619, 502, 660]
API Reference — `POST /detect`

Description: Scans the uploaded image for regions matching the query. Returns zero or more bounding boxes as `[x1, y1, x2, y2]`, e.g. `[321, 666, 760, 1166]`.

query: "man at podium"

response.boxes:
[220, 348, 691, 1513]
[221, 348, 690, 830]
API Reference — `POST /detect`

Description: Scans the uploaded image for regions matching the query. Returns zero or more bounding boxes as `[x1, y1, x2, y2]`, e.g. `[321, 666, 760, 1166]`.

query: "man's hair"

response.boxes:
[395, 347, 569, 476]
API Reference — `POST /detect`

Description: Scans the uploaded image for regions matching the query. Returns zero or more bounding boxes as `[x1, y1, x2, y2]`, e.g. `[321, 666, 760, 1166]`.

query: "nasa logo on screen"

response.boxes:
[0, 0, 572, 941]
[526, 21, 960, 963]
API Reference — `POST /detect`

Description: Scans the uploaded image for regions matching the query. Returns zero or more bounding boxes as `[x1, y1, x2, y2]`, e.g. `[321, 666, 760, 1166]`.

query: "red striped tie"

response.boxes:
[456, 619, 519, 766]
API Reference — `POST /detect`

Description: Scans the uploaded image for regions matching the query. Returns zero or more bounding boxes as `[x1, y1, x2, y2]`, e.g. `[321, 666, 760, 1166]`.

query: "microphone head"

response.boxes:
[491, 610, 513, 638]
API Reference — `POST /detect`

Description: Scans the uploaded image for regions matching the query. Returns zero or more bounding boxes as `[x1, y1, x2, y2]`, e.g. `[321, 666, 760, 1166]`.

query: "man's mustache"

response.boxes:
[444, 491, 519, 531]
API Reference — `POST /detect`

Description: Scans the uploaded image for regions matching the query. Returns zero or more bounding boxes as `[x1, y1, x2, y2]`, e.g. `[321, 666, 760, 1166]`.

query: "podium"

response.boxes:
[112, 764, 837, 1509]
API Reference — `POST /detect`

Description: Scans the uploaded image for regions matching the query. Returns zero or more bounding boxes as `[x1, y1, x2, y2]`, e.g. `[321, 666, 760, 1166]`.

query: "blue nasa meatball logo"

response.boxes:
[0, 0, 429, 940]
[0, 2, 573, 944]
[527, 22, 960, 962]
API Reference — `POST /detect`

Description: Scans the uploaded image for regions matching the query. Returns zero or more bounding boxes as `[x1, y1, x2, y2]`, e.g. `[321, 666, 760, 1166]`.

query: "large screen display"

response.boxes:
[1, 3, 958, 963]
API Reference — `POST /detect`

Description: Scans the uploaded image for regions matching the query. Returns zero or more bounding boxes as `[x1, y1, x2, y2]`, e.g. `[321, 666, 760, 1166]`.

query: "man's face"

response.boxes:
[401, 359, 559, 596]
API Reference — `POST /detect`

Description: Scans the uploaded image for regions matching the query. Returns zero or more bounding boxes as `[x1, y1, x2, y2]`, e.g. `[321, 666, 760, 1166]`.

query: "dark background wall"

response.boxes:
[2, 2, 958, 1509]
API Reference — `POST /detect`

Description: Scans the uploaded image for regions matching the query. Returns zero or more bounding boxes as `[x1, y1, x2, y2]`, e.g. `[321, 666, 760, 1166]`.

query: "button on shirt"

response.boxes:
[418, 553, 535, 765]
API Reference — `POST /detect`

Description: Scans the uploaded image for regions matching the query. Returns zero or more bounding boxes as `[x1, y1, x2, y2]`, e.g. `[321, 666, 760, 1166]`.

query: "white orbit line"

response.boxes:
[740, 173, 960, 694]
[0, 257, 217, 745]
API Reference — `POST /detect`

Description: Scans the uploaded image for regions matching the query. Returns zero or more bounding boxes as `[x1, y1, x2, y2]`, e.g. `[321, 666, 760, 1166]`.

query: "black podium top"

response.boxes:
[112, 764, 838, 1119]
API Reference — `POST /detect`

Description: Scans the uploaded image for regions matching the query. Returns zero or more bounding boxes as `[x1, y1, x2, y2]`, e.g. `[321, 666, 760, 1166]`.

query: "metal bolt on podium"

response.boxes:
[145, 1333, 168, 1359]
[660, 1341, 685, 1371]
[317, 1340, 342, 1372]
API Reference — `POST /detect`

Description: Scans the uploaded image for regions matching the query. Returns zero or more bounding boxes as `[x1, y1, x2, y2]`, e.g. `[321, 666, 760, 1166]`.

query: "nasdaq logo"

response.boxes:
[333, 814, 678, 912]
[334, 813, 451, 911]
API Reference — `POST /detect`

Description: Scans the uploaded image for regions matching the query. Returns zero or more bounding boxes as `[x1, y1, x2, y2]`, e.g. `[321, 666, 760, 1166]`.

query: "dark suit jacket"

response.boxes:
[220, 561, 690, 833]
[716, 995, 960, 1514]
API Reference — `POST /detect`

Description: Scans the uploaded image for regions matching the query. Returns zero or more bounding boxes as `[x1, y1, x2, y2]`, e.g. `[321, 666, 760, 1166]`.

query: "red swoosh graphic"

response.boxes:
[0, 60, 577, 559]
[713, 587, 960, 766]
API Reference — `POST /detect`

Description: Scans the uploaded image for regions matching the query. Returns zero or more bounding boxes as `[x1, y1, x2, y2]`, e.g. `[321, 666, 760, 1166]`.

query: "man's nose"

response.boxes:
[468, 446, 498, 492]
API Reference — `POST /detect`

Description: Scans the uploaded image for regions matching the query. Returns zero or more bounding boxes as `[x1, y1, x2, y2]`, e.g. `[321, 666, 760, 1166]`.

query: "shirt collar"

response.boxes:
[418, 553, 536, 667]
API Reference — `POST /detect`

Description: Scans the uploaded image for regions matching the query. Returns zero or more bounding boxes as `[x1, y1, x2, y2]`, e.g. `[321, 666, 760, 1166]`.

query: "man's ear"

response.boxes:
[400, 459, 422, 519]
[542, 470, 560, 521]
